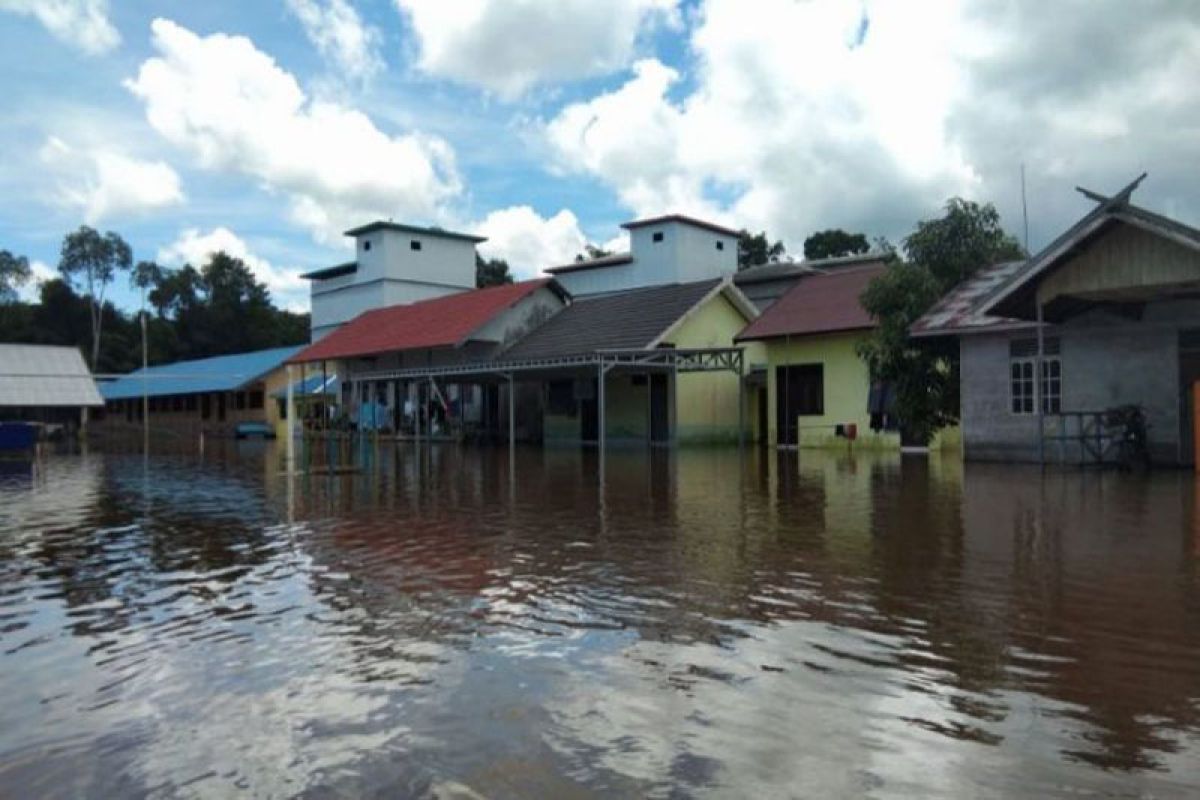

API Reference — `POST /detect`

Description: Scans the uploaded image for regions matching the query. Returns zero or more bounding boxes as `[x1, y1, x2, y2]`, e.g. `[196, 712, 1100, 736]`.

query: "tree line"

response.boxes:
[0, 226, 309, 374]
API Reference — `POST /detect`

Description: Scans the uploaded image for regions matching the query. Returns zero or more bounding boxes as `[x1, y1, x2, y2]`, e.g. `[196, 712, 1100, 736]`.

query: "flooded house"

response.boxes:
[913, 175, 1200, 465]
[735, 264, 895, 449]
[97, 345, 303, 438]
[0, 343, 103, 432]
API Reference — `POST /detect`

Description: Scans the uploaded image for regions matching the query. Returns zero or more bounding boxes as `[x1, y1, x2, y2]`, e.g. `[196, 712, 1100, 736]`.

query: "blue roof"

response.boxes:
[100, 346, 305, 401]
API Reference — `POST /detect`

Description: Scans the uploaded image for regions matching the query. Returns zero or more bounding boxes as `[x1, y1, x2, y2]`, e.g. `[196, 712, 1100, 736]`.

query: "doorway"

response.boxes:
[649, 373, 669, 443]
[1179, 330, 1200, 465]
[775, 364, 823, 446]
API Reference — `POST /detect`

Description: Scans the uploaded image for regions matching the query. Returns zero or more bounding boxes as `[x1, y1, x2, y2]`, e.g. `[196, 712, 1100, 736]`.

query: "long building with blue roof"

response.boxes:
[97, 346, 306, 438]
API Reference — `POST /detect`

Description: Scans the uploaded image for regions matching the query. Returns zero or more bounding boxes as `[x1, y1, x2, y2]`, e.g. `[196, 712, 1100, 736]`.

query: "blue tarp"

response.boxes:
[271, 373, 339, 399]
[100, 346, 304, 401]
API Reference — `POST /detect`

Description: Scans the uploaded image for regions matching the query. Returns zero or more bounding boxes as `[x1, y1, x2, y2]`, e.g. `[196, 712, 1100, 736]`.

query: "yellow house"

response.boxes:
[735, 264, 899, 449]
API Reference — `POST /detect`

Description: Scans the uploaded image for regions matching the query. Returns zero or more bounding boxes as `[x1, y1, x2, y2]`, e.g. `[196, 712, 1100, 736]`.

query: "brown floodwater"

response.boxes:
[1, 441, 1199, 798]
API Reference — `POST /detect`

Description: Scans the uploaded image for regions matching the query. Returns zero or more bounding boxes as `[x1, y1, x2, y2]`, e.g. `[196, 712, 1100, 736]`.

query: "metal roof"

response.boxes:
[342, 221, 487, 243]
[500, 279, 725, 360]
[100, 345, 304, 401]
[620, 214, 740, 237]
[290, 279, 558, 363]
[736, 264, 886, 341]
[272, 372, 339, 399]
[0, 344, 103, 407]
[544, 252, 634, 274]
[910, 260, 1033, 338]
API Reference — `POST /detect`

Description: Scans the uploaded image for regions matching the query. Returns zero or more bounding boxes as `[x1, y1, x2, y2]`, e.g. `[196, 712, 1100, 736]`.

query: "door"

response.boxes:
[217, 393, 226, 422]
[756, 387, 767, 446]
[580, 379, 598, 443]
[1179, 330, 1200, 465]
[775, 364, 824, 446]
[649, 373, 669, 443]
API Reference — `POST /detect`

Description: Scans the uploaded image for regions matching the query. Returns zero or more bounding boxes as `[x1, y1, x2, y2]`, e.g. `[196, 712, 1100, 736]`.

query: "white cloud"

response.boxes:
[395, 0, 679, 97]
[125, 18, 461, 245]
[158, 227, 309, 312]
[0, 0, 119, 54]
[16, 260, 56, 303]
[38, 136, 184, 223]
[473, 206, 588, 277]
[286, 0, 382, 82]
[543, 0, 1200, 250]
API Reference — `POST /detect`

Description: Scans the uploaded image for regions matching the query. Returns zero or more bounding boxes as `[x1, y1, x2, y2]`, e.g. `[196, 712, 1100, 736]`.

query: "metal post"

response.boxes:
[597, 360, 606, 453]
[1037, 301, 1046, 466]
[141, 310, 149, 454]
[736, 352, 745, 450]
[507, 373, 515, 450]
[286, 363, 295, 474]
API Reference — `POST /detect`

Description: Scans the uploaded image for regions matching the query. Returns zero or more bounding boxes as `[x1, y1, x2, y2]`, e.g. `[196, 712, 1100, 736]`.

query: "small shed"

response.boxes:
[0, 344, 103, 429]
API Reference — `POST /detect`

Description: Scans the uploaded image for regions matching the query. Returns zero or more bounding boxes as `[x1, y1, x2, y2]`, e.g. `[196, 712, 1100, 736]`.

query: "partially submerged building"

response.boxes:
[0, 344, 103, 430]
[302, 222, 485, 341]
[913, 175, 1200, 466]
[98, 346, 303, 438]
[736, 263, 893, 448]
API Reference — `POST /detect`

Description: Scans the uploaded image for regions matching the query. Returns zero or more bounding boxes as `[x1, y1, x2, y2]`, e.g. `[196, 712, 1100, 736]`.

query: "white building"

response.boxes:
[302, 222, 486, 341]
[545, 215, 739, 296]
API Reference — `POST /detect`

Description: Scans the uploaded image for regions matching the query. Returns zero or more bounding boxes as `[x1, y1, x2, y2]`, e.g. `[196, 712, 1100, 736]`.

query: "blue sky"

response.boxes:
[2, 0, 1197, 312]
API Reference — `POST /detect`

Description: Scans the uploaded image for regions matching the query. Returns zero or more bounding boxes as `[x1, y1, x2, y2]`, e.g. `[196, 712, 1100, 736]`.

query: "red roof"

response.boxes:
[291, 279, 553, 362]
[735, 264, 886, 341]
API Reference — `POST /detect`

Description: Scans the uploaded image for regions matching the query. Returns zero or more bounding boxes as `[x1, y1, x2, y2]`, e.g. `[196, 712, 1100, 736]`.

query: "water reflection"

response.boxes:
[1, 442, 1198, 797]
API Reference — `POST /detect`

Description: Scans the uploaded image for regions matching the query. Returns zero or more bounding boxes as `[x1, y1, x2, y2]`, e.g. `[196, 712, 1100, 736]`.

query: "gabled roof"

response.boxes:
[621, 214, 740, 237]
[100, 346, 303, 401]
[342, 221, 486, 243]
[910, 260, 1034, 338]
[735, 264, 886, 341]
[0, 344, 102, 407]
[500, 278, 750, 360]
[291, 279, 558, 363]
[544, 252, 634, 274]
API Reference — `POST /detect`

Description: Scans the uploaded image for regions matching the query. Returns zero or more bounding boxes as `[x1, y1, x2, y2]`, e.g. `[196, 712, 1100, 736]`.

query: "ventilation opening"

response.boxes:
[410, 240, 422, 251]
[652, 231, 664, 243]
[716, 241, 724, 250]
[362, 239, 371, 251]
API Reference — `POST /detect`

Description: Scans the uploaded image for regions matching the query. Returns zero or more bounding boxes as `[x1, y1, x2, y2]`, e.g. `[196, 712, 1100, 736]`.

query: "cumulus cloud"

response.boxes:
[126, 18, 461, 245]
[16, 260, 57, 303]
[39, 136, 184, 223]
[0, 0, 119, 54]
[395, 0, 679, 97]
[158, 227, 309, 312]
[543, 0, 1200, 250]
[286, 0, 382, 82]
[473, 206, 588, 277]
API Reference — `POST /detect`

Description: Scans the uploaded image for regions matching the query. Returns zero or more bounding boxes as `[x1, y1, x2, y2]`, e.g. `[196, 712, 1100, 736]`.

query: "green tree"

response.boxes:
[574, 244, 613, 262]
[803, 229, 870, 260]
[737, 230, 786, 269]
[857, 199, 1025, 443]
[58, 226, 132, 368]
[475, 254, 514, 287]
[0, 250, 31, 302]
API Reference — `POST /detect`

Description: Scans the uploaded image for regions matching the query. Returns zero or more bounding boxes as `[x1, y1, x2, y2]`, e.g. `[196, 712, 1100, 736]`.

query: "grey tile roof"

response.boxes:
[501, 279, 722, 359]
[0, 344, 103, 407]
[910, 260, 1033, 337]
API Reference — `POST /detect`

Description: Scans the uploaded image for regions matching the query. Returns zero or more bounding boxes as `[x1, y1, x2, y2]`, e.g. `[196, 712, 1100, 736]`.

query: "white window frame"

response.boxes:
[1010, 355, 1061, 415]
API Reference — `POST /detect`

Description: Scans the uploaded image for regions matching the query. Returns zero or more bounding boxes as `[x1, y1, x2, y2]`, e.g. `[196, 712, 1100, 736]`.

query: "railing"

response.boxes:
[1041, 406, 1149, 468]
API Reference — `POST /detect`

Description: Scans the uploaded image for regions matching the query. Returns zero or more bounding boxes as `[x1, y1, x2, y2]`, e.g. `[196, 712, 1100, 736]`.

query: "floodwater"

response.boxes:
[2, 443, 1200, 799]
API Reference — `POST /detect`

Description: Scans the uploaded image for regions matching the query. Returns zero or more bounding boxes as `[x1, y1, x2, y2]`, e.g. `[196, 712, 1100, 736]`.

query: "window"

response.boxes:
[652, 231, 664, 243]
[410, 240, 422, 251]
[185, 395, 197, 412]
[173, 396, 183, 412]
[235, 391, 246, 410]
[1009, 338, 1061, 414]
[362, 239, 371, 251]
[249, 390, 264, 410]
[715, 241, 725, 251]
[547, 380, 575, 416]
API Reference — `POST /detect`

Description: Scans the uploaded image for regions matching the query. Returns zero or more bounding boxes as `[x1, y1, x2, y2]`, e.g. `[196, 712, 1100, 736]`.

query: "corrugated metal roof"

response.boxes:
[910, 260, 1033, 337]
[290, 279, 555, 363]
[100, 346, 303, 401]
[501, 279, 723, 360]
[735, 264, 885, 341]
[0, 344, 103, 407]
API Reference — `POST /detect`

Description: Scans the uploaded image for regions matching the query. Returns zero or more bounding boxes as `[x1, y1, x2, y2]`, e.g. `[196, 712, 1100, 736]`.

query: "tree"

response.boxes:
[475, 254, 514, 288]
[737, 230, 786, 269]
[904, 198, 1024, 291]
[857, 199, 1026, 443]
[803, 229, 870, 260]
[0, 250, 31, 302]
[575, 244, 613, 262]
[58, 226, 132, 368]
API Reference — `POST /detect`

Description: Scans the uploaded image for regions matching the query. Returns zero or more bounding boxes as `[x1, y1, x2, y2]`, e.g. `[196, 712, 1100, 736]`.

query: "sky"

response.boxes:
[1, 0, 1197, 313]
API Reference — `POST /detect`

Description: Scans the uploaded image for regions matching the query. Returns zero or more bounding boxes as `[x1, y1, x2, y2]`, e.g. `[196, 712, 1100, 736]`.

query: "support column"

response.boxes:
[737, 354, 745, 450]
[286, 363, 295, 474]
[597, 361, 607, 451]
[507, 373, 515, 450]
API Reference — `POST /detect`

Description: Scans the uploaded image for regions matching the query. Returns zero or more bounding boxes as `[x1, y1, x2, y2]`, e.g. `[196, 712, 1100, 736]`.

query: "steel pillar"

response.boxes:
[285, 363, 295, 474]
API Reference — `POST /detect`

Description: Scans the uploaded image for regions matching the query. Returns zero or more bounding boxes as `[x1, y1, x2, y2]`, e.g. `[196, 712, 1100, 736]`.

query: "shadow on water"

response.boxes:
[1, 439, 1199, 797]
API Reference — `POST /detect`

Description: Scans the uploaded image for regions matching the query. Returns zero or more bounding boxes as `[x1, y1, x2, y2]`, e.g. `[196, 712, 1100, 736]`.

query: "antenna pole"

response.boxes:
[1021, 163, 1030, 253]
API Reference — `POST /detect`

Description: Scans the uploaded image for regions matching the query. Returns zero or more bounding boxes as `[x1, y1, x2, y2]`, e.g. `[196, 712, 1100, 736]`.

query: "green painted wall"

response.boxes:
[666, 292, 763, 443]
[763, 331, 899, 450]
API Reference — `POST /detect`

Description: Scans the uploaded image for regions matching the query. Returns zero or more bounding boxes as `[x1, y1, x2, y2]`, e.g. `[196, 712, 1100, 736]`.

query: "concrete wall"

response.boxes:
[763, 331, 899, 450]
[551, 264, 637, 297]
[960, 299, 1200, 464]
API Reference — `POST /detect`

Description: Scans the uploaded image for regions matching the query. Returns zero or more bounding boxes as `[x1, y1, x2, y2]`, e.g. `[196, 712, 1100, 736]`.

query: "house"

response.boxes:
[735, 263, 894, 449]
[97, 346, 303, 438]
[287, 279, 569, 439]
[497, 277, 762, 445]
[545, 215, 740, 296]
[301, 222, 485, 341]
[0, 344, 103, 431]
[733, 252, 889, 311]
[912, 175, 1200, 465]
